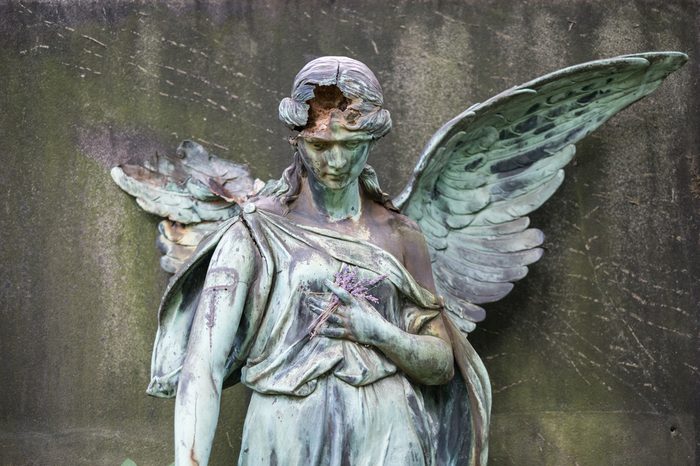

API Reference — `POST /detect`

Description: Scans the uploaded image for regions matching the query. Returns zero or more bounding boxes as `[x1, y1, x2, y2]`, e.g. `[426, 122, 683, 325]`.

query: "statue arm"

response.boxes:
[315, 223, 454, 386]
[370, 312, 454, 385]
[375, 225, 454, 385]
[174, 221, 258, 466]
[319, 283, 454, 386]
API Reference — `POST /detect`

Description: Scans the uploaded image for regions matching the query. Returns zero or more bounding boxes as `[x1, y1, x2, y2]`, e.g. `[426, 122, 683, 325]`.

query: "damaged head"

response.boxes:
[278, 56, 392, 140]
[273, 56, 396, 211]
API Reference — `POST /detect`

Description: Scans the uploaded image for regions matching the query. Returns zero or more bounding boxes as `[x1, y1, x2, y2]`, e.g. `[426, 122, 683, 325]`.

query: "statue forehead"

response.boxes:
[300, 124, 373, 142]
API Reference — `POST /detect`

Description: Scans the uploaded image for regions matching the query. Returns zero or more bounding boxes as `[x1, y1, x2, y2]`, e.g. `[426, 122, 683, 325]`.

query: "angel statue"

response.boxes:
[111, 52, 686, 466]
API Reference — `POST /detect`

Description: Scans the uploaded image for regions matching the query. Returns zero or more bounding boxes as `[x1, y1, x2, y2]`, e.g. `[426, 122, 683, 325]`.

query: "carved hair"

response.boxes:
[278, 56, 392, 139]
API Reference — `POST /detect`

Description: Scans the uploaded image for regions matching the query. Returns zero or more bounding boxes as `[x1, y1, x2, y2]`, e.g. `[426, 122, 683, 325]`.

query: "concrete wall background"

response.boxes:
[0, 1, 697, 464]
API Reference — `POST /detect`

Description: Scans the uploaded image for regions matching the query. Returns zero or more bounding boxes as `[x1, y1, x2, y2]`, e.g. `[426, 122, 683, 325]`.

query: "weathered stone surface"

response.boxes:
[0, 1, 697, 464]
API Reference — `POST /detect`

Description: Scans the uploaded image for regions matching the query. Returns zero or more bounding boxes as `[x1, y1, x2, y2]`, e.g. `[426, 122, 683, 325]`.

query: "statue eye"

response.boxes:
[311, 141, 329, 151]
[344, 141, 361, 149]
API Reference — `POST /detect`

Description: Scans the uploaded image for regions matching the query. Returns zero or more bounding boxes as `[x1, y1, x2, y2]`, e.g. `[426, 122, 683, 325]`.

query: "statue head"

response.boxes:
[278, 56, 392, 140]
[274, 56, 395, 210]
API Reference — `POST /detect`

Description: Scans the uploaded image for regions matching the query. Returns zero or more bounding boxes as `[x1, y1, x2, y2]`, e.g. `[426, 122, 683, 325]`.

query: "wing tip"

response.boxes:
[110, 166, 128, 190]
[530, 247, 545, 264]
[445, 298, 486, 324]
[621, 51, 688, 70]
[530, 228, 545, 247]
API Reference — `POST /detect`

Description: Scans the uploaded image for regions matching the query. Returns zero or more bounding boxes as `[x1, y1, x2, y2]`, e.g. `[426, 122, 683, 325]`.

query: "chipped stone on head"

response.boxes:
[278, 56, 392, 140]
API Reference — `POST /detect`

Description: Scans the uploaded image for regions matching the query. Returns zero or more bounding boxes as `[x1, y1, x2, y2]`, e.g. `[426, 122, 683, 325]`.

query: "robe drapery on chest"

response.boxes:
[146, 204, 491, 466]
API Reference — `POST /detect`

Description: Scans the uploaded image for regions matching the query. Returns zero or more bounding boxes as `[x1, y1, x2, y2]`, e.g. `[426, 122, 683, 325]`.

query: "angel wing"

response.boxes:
[111, 140, 266, 273]
[394, 51, 687, 334]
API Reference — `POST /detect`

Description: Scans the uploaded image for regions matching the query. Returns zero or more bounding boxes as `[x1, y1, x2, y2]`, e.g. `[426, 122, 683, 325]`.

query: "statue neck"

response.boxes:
[306, 177, 362, 222]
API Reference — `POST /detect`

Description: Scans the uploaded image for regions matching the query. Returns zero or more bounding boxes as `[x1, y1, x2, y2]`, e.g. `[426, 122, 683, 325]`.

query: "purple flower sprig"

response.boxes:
[309, 264, 386, 338]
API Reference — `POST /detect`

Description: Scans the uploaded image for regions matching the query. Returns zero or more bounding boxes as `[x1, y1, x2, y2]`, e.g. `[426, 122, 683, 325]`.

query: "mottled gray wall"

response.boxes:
[0, 1, 697, 465]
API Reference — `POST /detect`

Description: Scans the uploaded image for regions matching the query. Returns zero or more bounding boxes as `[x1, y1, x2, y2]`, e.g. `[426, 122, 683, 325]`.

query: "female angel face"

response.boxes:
[297, 125, 372, 190]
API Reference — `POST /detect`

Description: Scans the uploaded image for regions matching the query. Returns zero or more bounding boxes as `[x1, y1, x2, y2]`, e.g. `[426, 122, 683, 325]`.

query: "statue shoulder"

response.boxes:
[380, 206, 425, 244]
[247, 194, 286, 215]
[376, 205, 434, 289]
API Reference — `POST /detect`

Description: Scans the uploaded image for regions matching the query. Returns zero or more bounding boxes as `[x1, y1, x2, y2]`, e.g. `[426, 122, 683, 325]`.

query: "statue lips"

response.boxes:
[324, 170, 350, 182]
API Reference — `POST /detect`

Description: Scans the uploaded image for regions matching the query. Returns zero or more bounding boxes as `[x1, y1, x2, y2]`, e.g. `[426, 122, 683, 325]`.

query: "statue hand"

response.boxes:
[306, 279, 391, 346]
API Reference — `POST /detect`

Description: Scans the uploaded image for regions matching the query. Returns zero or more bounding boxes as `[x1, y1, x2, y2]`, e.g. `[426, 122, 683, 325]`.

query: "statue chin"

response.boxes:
[315, 175, 353, 190]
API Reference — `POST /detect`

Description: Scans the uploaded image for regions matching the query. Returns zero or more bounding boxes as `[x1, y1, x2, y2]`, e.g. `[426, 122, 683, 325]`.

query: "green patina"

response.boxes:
[1, 2, 697, 465]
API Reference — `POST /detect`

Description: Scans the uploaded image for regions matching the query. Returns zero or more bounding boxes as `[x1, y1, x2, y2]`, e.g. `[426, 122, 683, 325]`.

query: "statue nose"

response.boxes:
[326, 146, 347, 169]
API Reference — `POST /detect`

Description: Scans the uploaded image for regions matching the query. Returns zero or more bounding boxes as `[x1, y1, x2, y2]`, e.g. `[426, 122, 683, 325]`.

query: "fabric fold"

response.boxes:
[148, 205, 490, 466]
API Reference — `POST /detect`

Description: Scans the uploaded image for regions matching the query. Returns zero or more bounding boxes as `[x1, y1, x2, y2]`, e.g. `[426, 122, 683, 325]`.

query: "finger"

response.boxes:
[324, 280, 352, 304]
[318, 326, 348, 339]
[306, 302, 346, 326]
[331, 304, 349, 318]
[307, 304, 325, 316]
[309, 307, 344, 325]
[324, 312, 344, 325]
[307, 295, 331, 308]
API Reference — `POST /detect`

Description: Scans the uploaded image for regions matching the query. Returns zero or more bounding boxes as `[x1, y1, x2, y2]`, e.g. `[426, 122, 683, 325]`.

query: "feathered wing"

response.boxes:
[111, 140, 265, 273]
[394, 52, 687, 334]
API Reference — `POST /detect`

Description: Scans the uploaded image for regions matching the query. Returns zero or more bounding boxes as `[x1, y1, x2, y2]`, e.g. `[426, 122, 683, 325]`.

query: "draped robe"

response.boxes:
[147, 203, 491, 466]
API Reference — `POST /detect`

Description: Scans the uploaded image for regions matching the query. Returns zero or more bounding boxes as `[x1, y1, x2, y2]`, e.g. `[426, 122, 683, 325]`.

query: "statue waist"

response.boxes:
[241, 337, 398, 396]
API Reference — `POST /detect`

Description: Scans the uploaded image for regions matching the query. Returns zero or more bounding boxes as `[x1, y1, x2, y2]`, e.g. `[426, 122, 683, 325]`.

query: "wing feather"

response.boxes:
[395, 52, 687, 334]
[112, 140, 262, 273]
